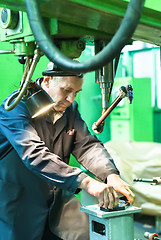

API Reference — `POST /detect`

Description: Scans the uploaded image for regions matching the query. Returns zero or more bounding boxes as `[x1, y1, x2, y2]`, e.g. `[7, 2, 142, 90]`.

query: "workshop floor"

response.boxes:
[134, 213, 160, 240]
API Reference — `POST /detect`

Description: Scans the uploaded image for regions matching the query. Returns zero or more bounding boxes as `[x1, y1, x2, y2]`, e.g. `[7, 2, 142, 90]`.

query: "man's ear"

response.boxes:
[43, 76, 50, 88]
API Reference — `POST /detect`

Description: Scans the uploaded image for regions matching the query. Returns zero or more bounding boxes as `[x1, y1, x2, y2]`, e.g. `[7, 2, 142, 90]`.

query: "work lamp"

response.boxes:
[25, 81, 54, 118]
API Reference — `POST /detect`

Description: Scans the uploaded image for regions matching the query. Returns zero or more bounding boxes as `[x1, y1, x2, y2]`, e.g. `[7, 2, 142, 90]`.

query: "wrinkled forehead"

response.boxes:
[50, 75, 83, 87]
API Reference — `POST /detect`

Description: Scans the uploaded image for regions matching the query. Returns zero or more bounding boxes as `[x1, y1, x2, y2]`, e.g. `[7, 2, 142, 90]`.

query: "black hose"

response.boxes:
[25, 0, 145, 74]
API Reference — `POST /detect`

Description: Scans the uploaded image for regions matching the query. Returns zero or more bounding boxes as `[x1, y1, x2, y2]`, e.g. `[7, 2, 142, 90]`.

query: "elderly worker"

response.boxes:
[0, 62, 135, 240]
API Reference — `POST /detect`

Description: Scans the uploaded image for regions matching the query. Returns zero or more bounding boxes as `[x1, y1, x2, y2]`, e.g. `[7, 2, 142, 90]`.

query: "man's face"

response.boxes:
[43, 75, 83, 112]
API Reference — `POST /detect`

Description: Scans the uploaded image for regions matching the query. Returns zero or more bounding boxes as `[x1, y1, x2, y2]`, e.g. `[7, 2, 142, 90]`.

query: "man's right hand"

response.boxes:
[79, 176, 119, 209]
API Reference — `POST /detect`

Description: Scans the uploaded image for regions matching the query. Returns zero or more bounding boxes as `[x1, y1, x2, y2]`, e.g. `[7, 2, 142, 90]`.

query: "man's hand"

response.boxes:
[107, 174, 135, 205]
[79, 176, 119, 209]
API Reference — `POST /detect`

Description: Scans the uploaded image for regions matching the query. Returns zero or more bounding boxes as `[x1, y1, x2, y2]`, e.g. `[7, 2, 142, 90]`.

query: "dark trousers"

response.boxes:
[42, 222, 62, 240]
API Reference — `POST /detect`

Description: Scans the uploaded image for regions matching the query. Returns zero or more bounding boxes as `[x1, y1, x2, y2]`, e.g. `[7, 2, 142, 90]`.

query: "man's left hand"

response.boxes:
[107, 174, 135, 205]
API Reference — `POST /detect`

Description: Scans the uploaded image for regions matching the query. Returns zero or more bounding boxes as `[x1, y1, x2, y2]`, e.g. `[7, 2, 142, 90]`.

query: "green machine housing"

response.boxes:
[110, 77, 153, 142]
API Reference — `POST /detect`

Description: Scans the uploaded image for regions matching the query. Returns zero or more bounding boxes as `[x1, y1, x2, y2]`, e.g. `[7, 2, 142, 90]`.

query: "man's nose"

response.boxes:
[66, 92, 75, 103]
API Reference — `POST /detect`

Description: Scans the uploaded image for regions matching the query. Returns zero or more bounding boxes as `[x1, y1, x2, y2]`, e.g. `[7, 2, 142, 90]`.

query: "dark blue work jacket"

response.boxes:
[0, 93, 119, 240]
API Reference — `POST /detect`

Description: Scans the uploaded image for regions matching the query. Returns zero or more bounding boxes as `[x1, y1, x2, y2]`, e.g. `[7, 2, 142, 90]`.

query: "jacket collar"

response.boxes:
[46, 109, 68, 140]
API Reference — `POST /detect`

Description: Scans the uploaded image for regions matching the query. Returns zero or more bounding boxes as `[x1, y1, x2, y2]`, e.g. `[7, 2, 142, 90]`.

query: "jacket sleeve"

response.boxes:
[71, 102, 119, 182]
[0, 98, 87, 193]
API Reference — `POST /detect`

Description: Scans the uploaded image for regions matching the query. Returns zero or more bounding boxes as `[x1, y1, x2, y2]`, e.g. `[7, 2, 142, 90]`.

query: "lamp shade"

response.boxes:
[25, 81, 54, 118]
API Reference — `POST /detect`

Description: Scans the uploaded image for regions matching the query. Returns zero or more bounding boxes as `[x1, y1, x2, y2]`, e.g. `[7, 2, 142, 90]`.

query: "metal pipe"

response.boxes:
[4, 48, 42, 111]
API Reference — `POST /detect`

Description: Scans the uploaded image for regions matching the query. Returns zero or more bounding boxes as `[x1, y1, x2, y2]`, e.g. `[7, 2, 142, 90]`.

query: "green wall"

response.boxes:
[124, 0, 161, 11]
[0, 41, 23, 104]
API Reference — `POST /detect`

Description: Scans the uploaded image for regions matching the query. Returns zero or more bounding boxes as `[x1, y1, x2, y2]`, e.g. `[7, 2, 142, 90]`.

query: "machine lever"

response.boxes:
[133, 177, 161, 185]
[0, 50, 15, 54]
[92, 85, 133, 134]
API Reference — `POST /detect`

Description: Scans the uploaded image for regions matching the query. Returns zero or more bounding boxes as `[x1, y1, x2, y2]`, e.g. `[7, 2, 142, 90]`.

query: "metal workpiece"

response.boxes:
[81, 204, 141, 240]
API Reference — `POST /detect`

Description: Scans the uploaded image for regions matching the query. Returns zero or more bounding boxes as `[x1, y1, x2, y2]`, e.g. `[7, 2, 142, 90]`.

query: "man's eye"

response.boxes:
[63, 89, 78, 97]
[63, 89, 70, 94]
[65, 90, 71, 94]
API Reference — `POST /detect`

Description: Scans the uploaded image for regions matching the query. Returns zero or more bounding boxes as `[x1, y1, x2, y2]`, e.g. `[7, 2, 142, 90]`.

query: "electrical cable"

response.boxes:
[25, 0, 145, 74]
